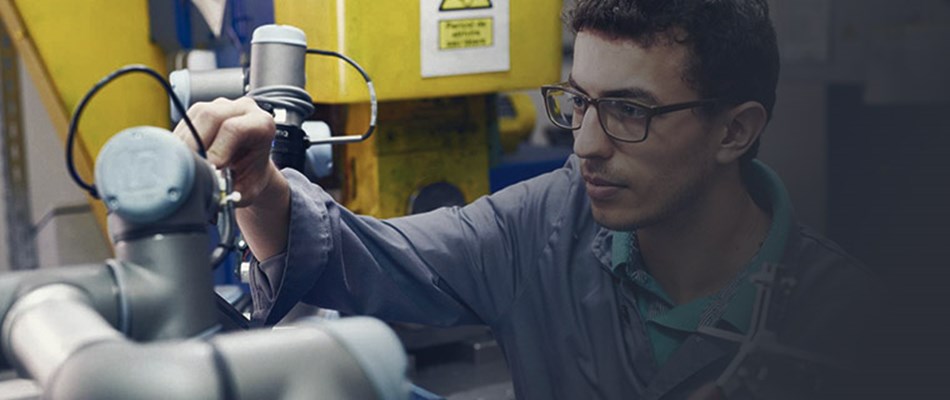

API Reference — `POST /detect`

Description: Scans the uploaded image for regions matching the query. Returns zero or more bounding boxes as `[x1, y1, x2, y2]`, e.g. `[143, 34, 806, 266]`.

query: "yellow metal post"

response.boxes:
[0, 0, 171, 241]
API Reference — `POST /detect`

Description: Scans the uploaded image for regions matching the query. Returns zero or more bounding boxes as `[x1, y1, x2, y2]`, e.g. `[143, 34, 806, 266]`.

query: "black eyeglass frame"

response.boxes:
[541, 83, 722, 143]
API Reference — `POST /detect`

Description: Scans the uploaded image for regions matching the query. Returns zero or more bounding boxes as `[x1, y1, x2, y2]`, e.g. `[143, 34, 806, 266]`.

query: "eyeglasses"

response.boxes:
[541, 83, 721, 143]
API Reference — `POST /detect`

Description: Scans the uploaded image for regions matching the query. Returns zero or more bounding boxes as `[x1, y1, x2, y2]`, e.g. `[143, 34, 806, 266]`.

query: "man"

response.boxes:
[176, 0, 873, 398]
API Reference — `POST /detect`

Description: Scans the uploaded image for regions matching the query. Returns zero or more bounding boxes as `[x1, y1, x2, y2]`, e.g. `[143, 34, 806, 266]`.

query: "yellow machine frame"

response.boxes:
[276, 0, 562, 217]
[0, 0, 171, 243]
[1, 0, 563, 230]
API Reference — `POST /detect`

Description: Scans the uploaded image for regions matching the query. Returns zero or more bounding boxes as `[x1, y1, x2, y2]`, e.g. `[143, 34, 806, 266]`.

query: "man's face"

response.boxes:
[571, 30, 722, 231]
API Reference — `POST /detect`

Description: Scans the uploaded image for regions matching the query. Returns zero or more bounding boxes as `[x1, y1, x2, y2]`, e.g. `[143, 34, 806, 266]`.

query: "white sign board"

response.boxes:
[420, 0, 511, 78]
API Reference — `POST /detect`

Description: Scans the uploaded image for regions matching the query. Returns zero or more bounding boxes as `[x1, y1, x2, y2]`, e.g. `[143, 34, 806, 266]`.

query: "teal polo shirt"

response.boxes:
[610, 160, 793, 366]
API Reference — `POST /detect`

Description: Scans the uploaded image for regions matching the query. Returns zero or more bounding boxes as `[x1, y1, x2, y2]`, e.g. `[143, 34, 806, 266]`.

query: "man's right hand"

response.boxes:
[173, 96, 290, 260]
[173, 96, 279, 207]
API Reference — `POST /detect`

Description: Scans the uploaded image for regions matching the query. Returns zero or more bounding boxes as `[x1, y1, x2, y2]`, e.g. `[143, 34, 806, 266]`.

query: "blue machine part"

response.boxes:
[489, 144, 572, 193]
[148, 0, 275, 67]
[303, 121, 334, 180]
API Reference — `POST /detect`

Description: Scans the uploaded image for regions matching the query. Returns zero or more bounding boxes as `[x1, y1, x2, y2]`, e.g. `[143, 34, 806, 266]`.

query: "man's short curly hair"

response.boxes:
[567, 0, 780, 164]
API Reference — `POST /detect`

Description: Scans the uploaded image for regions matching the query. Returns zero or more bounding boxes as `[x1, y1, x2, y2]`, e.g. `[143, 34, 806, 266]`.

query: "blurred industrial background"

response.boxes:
[1, 0, 949, 398]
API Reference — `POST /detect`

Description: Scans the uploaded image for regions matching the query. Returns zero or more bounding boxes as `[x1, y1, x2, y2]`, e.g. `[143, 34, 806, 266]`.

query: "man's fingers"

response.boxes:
[205, 108, 275, 168]
[172, 97, 251, 152]
[170, 97, 274, 206]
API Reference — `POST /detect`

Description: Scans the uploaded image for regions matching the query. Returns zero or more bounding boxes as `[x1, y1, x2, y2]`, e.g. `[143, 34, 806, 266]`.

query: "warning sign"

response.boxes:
[440, 18, 493, 50]
[421, 0, 510, 77]
[440, 0, 492, 11]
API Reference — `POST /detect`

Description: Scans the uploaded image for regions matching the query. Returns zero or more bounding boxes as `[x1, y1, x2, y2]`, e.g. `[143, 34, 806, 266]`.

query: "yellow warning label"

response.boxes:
[439, 18, 493, 50]
[440, 0, 492, 12]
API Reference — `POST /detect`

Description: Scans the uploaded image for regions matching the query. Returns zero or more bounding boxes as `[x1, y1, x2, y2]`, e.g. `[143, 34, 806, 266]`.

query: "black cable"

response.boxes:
[66, 64, 207, 198]
[305, 49, 377, 144]
[305, 48, 372, 82]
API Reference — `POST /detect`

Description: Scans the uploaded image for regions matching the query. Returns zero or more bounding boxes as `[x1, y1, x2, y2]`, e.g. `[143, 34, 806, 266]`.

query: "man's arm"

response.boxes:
[173, 97, 576, 327]
[250, 163, 575, 326]
[170, 96, 487, 325]
[235, 163, 290, 260]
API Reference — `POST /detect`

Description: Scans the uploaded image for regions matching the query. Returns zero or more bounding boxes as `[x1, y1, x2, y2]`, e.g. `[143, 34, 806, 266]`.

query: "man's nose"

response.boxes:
[572, 106, 612, 159]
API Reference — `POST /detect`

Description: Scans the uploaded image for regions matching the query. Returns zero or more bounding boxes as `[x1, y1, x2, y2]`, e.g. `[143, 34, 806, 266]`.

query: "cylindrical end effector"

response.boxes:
[249, 25, 307, 90]
[169, 68, 246, 123]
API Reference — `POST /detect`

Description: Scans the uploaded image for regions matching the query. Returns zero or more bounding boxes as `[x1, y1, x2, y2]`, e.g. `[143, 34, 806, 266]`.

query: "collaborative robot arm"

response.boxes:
[169, 24, 377, 175]
[0, 126, 409, 400]
[0, 23, 407, 400]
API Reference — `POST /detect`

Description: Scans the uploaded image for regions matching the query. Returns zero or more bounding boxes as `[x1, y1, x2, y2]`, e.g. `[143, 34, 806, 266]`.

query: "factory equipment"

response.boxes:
[277, 0, 562, 218]
[268, 1, 562, 377]
[168, 24, 376, 177]
[0, 1, 564, 397]
[0, 20, 407, 399]
[162, 1, 563, 372]
[163, 0, 563, 219]
[0, 123, 409, 399]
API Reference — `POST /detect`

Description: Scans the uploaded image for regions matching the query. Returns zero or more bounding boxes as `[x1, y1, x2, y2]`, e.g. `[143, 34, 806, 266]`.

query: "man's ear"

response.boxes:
[715, 101, 768, 164]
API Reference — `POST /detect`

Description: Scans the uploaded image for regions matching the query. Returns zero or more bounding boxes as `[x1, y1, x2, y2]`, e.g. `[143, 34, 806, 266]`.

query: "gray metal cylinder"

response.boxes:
[48, 341, 222, 400]
[98, 127, 220, 340]
[112, 235, 218, 341]
[212, 317, 409, 400]
[249, 25, 307, 91]
[0, 264, 122, 372]
[313, 317, 412, 400]
[1, 284, 122, 386]
[169, 67, 246, 123]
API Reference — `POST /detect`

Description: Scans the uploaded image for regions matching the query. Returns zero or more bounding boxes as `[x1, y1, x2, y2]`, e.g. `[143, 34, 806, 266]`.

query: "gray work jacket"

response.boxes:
[250, 156, 874, 400]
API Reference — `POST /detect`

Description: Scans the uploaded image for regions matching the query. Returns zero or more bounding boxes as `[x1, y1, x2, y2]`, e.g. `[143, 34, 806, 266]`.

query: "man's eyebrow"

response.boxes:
[567, 75, 660, 105]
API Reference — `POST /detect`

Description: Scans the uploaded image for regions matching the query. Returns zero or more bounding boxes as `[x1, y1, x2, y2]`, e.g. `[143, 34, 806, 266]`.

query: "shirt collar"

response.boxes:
[603, 160, 795, 334]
